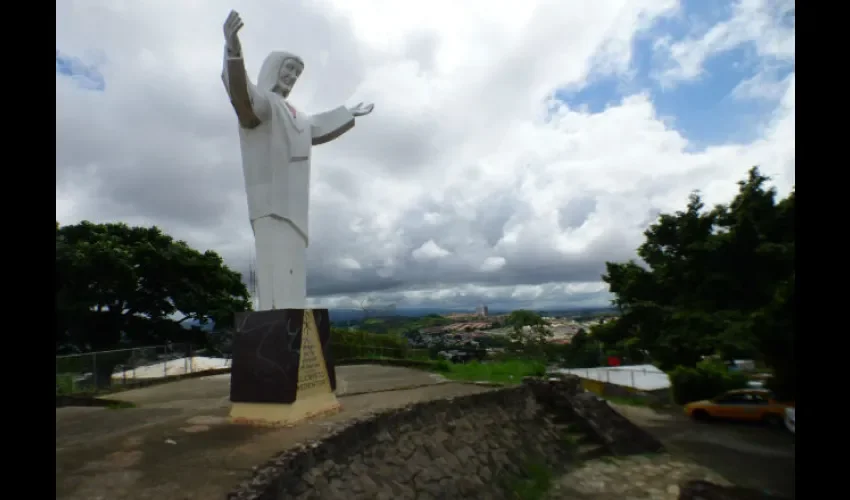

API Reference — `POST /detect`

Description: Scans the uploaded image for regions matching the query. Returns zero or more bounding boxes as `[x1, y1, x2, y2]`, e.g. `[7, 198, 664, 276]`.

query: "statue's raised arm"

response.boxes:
[310, 102, 375, 146]
[221, 10, 271, 129]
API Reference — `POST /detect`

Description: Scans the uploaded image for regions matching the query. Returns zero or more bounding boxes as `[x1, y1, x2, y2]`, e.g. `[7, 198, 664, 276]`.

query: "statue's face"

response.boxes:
[278, 58, 303, 97]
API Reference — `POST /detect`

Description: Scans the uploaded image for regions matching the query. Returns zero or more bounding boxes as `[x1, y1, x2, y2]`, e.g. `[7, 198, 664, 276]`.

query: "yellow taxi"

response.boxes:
[684, 388, 794, 427]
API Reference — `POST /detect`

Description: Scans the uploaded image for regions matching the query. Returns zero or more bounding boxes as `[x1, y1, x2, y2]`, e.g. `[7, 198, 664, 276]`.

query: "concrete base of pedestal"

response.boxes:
[229, 392, 341, 426]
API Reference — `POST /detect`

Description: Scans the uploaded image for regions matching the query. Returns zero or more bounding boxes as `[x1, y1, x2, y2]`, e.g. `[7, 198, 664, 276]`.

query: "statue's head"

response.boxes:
[257, 51, 305, 98]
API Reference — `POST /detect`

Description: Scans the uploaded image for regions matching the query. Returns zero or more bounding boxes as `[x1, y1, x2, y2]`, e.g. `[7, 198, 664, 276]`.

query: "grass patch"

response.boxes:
[105, 400, 137, 410]
[56, 373, 114, 396]
[440, 360, 546, 385]
[56, 373, 77, 395]
[432, 359, 451, 372]
[505, 461, 554, 500]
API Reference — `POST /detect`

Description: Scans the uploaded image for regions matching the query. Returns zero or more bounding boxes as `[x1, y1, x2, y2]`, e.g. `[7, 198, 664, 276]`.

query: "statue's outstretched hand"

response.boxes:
[348, 102, 375, 117]
[223, 10, 244, 56]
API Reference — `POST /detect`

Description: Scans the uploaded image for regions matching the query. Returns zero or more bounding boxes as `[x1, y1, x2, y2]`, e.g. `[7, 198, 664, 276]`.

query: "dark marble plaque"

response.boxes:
[230, 309, 337, 404]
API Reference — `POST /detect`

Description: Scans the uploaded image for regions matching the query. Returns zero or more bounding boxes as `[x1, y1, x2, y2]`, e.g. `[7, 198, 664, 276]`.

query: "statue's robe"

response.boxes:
[222, 50, 355, 310]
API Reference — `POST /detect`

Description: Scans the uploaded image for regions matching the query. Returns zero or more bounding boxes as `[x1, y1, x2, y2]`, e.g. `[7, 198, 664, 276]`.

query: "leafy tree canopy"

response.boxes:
[506, 309, 546, 328]
[599, 167, 794, 398]
[56, 221, 251, 353]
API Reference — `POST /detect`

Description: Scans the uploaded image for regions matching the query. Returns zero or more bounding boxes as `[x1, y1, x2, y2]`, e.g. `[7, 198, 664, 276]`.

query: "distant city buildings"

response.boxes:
[410, 311, 613, 352]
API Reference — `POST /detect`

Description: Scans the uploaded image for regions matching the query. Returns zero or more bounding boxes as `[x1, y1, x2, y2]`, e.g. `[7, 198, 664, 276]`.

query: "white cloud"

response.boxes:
[731, 68, 793, 101]
[56, 0, 795, 311]
[338, 257, 362, 270]
[653, 0, 795, 87]
[479, 257, 507, 273]
[412, 240, 452, 261]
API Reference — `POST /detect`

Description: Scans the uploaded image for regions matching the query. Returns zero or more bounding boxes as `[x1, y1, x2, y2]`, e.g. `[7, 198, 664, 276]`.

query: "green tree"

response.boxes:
[504, 310, 552, 359]
[559, 329, 602, 368]
[601, 167, 795, 398]
[508, 323, 554, 360]
[56, 221, 251, 356]
[506, 309, 545, 328]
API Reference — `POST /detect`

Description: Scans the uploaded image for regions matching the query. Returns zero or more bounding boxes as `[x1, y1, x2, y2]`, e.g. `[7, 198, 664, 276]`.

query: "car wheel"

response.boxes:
[691, 410, 710, 422]
[763, 413, 784, 429]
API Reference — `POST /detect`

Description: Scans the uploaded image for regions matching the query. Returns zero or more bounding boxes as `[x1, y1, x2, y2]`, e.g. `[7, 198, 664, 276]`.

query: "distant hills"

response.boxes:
[183, 306, 617, 330]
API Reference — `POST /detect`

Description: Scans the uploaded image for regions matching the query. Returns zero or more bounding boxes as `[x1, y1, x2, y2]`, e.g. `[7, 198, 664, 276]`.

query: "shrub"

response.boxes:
[56, 374, 76, 395]
[669, 360, 749, 405]
[442, 359, 546, 385]
[433, 359, 451, 372]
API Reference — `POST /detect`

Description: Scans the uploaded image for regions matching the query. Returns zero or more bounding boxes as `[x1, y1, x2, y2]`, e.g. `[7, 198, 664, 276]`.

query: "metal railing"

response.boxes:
[332, 342, 430, 362]
[54, 335, 515, 395]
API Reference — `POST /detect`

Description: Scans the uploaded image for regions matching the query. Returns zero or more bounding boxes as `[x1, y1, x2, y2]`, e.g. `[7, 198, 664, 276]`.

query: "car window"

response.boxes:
[715, 392, 771, 404]
[748, 393, 769, 404]
[715, 393, 748, 404]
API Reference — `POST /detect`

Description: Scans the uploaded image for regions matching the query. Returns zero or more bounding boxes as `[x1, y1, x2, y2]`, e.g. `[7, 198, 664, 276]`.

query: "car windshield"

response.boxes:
[713, 392, 766, 404]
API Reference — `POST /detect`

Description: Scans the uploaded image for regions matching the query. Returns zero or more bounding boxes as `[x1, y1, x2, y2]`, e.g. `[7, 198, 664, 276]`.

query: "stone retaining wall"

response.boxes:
[585, 378, 671, 405]
[228, 376, 662, 500]
[526, 375, 665, 456]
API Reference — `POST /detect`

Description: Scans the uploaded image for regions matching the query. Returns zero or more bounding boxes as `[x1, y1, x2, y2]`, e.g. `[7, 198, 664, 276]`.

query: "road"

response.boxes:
[611, 403, 795, 498]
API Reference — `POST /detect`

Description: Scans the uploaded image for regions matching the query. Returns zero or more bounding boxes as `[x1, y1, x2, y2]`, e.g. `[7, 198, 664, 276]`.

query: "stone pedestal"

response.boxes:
[229, 309, 340, 426]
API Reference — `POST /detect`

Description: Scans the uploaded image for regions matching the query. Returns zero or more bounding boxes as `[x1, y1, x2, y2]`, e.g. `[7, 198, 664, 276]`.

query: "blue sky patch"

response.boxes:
[56, 49, 106, 91]
[554, 0, 793, 149]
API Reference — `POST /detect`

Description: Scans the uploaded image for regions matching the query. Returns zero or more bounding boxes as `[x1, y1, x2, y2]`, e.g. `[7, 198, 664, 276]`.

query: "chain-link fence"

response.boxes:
[333, 342, 430, 362]
[54, 329, 504, 396]
[213, 327, 432, 362]
[55, 343, 231, 395]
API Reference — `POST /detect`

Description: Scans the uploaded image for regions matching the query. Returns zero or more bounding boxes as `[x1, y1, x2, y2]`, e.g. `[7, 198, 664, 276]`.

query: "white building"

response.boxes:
[553, 364, 671, 392]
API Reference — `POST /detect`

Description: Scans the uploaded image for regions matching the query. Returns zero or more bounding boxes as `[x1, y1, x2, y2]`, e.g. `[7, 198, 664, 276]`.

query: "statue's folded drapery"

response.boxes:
[222, 49, 355, 309]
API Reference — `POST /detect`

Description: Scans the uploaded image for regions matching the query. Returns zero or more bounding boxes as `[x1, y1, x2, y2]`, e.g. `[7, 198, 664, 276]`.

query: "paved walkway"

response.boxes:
[56, 365, 484, 500]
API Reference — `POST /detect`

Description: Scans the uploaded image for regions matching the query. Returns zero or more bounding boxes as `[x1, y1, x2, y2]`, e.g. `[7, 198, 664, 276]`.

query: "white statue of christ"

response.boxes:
[221, 11, 374, 311]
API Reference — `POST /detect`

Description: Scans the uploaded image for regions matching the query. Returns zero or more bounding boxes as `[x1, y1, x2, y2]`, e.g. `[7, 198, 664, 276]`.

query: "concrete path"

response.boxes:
[56, 365, 484, 500]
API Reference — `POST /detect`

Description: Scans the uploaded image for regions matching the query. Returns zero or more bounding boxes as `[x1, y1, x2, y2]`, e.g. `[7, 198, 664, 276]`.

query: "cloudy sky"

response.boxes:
[56, 0, 795, 312]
